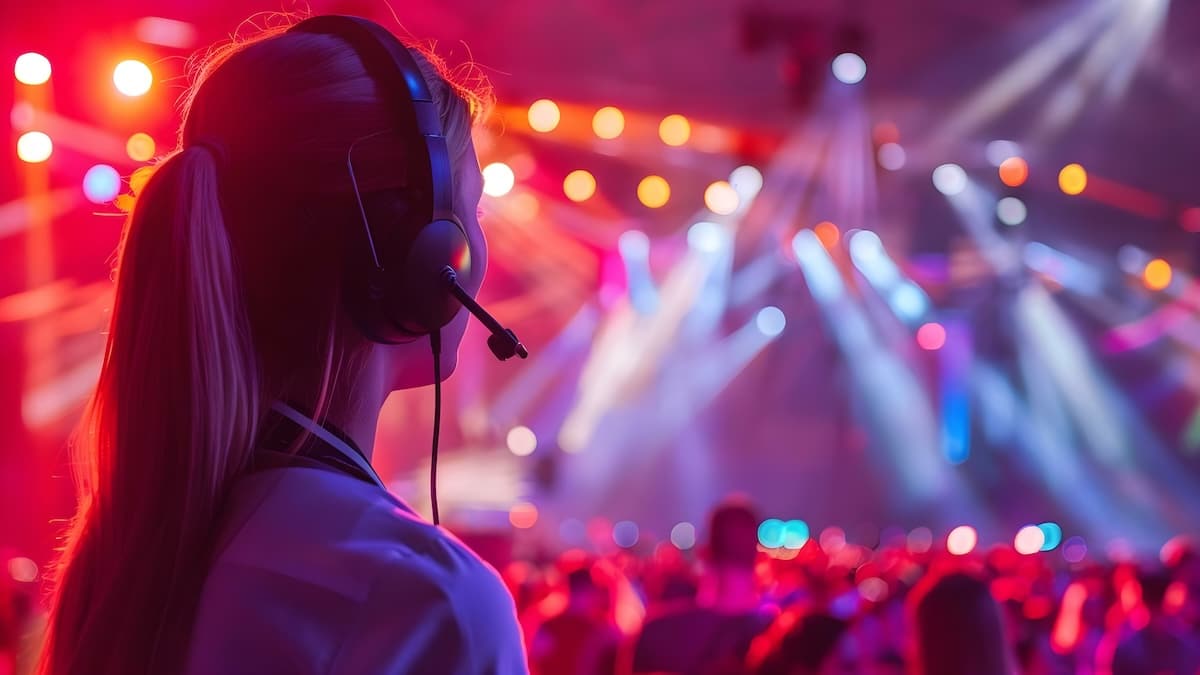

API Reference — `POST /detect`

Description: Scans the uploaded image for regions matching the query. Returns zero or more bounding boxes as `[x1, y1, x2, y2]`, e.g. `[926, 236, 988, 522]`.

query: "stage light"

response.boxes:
[1038, 522, 1063, 551]
[658, 114, 691, 146]
[126, 132, 156, 162]
[506, 425, 537, 456]
[781, 519, 809, 549]
[618, 230, 650, 259]
[482, 162, 515, 197]
[758, 518, 785, 548]
[1058, 163, 1087, 195]
[932, 163, 967, 196]
[730, 165, 763, 200]
[670, 522, 696, 550]
[592, 106, 625, 139]
[1015, 525, 1046, 555]
[756, 306, 786, 337]
[848, 229, 884, 265]
[998, 156, 1028, 187]
[613, 520, 639, 548]
[704, 180, 739, 215]
[135, 17, 199, 49]
[996, 197, 1027, 226]
[986, 140, 1021, 167]
[917, 322, 946, 351]
[564, 169, 596, 202]
[1062, 536, 1087, 563]
[814, 221, 840, 249]
[947, 525, 977, 555]
[509, 502, 538, 529]
[831, 53, 867, 84]
[83, 165, 121, 204]
[687, 221, 725, 253]
[16, 131, 52, 163]
[637, 175, 670, 208]
[907, 527, 934, 553]
[819, 527, 847, 554]
[14, 52, 51, 85]
[113, 59, 153, 97]
[1142, 258, 1172, 290]
[7, 557, 37, 583]
[890, 283, 929, 322]
[877, 142, 906, 171]
[1181, 207, 1200, 233]
[528, 98, 560, 132]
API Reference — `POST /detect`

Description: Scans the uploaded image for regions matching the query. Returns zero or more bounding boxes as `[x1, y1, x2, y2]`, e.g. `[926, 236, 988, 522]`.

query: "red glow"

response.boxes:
[998, 157, 1028, 187]
[917, 322, 946, 350]
[1181, 207, 1200, 233]
[1052, 582, 1087, 654]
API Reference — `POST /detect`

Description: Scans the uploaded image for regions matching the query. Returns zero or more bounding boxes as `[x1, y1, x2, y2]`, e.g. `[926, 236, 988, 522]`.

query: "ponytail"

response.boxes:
[40, 145, 261, 674]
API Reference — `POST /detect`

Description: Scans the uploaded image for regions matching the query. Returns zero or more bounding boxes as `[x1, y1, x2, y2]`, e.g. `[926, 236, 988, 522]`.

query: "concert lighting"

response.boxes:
[592, 106, 625, 139]
[877, 142, 906, 171]
[83, 165, 121, 204]
[703, 180, 739, 215]
[126, 132, 156, 162]
[687, 221, 725, 253]
[1015, 525, 1046, 554]
[509, 502, 539, 529]
[781, 519, 810, 549]
[758, 518, 785, 548]
[637, 175, 670, 208]
[612, 520, 639, 548]
[1058, 163, 1087, 195]
[563, 169, 596, 202]
[1142, 258, 1172, 291]
[528, 98, 560, 132]
[932, 163, 967, 196]
[917, 322, 947, 351]
[113, 59, 153, 97]
[16, 131, 52, 163]
[814, 221, 840, 249]
[831, 53, 867, 84]
[907, 527, 934, 553]
[729, 165, 763, 200]
[482, 162, 515, 197]
[14, 52, 51, 85]
[670, 522, 696, 549]
[1181, 207, 1200, 233]
[1038, 522, 1063, 551]
[986, 140, 1021, 167]
[996, 197, 1027, 225]
[506, 425, 537, 456]
[658, 114, 690, 146]
[946, 525, 977, 555]
[998, 156, 1028, 187]
[755, 306, 786, 337]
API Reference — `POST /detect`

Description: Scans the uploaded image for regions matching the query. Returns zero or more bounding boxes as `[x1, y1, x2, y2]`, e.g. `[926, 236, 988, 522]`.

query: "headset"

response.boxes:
[283, 15, 528, 523]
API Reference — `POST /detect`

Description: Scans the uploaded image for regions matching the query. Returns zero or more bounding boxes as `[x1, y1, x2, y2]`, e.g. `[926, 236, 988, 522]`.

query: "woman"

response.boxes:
[38, 15, 528, 674]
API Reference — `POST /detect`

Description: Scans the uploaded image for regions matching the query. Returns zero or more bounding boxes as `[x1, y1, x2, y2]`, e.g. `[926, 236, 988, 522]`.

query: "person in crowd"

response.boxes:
[1098, 571, 1200, 675]
[531, 566, 622, 675]
[908, 571, 1014, 675]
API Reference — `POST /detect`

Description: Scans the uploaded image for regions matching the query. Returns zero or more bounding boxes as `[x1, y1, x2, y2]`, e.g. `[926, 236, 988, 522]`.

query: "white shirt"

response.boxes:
[185, 462, 528, 674]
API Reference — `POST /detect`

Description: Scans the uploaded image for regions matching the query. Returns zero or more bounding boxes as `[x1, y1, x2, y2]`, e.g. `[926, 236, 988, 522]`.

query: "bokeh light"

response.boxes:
[858, 577, 888, 602]
[878, 142, 906, 171]
[947, 525, 977, 555]
[16, 131, 52, 163]
[932, 163, 967, 196]
[509, 502, 539, 529]
[507, 191, 540, 223]
[1181, 207, 1200, 233]
[83, 164, 121, 204]
[704, 180, 739, 215]
[563, 169, 597, 202]
[986, 140, 1021, 167]
[758, 518, 785, 548]
[814, 221, 840, 249]
[613, 520, 640, 548]
[670, 522, 696, 550]
[1062, 536, 1088, 563]
[14, 52, 51, 85]
[819, 526, 847, 554]
[7, 557, 37, 583]
[1015, 525, 1047, 555]
[126, 132, 156, 162]
[618, 230, 650, 259]
[755, 306, 787, 337]
[592, 106, 625, 139]
[1142, 258, 1172, 291]
[907, 527, 934, 553]
[637, 175, 670, 208]
[781, 519, 810, 549]
[996, 197, 1027, 226]
[1038, 522, 1063, 551]
[998, 156, 1029, 187]
[113, 59, 153, 97]
[1058, 163, 1087, 195]
[482, 162, 515, 197]
[831, 53, 867, 84]
[730, 165, 763, 200]
[658, 114, 691, 146]
[917, 322, 947, 351]
[687, 221, 725, 253]
[527, 98, 561, 132]
[506, 425, 537, 456]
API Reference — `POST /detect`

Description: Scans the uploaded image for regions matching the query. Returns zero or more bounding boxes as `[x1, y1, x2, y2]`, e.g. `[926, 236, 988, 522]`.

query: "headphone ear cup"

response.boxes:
[387, 216, 471, 335]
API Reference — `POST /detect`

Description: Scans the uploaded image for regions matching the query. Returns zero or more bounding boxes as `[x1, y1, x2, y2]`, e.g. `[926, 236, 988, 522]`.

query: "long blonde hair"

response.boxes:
[40, 19, 487, 675]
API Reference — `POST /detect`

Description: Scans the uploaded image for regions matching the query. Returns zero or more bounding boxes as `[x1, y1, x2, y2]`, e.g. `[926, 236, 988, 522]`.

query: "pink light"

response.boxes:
[917, 322, 947, 351]
[1051, 582, 1087, 654]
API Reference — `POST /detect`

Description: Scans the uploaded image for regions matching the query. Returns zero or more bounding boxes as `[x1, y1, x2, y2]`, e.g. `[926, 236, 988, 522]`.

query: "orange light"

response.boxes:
[563, 170, 596, 202]
[637, 175, 670, 208]
[1142, 258, 1172, 291]
[126, 132, 156, 162]
[1058, 163, 1087, 195]
[872, 121, 900, 145]
[703, 180, 739, 215]
[592, 106, 625, 140]
[527, 99, 560, 133]
[113, 59, 153, 97]
[998, 156, 1028, 187]
[658, 114, 691, 146]
[814, 221, 840, 249]
[509, 502, 539, 529]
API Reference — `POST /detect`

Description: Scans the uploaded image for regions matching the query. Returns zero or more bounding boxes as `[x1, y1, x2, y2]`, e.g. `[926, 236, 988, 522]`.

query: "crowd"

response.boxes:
[508, 500, 1200, 675]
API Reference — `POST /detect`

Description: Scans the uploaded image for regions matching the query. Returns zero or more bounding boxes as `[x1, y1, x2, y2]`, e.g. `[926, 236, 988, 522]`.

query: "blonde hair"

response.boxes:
[40, 19, 488, 675]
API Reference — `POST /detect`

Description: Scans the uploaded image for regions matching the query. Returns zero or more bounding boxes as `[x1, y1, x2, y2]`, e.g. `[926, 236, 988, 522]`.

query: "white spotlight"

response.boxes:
[832, 53, 867, 84]
[932, 163, 967, 196]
